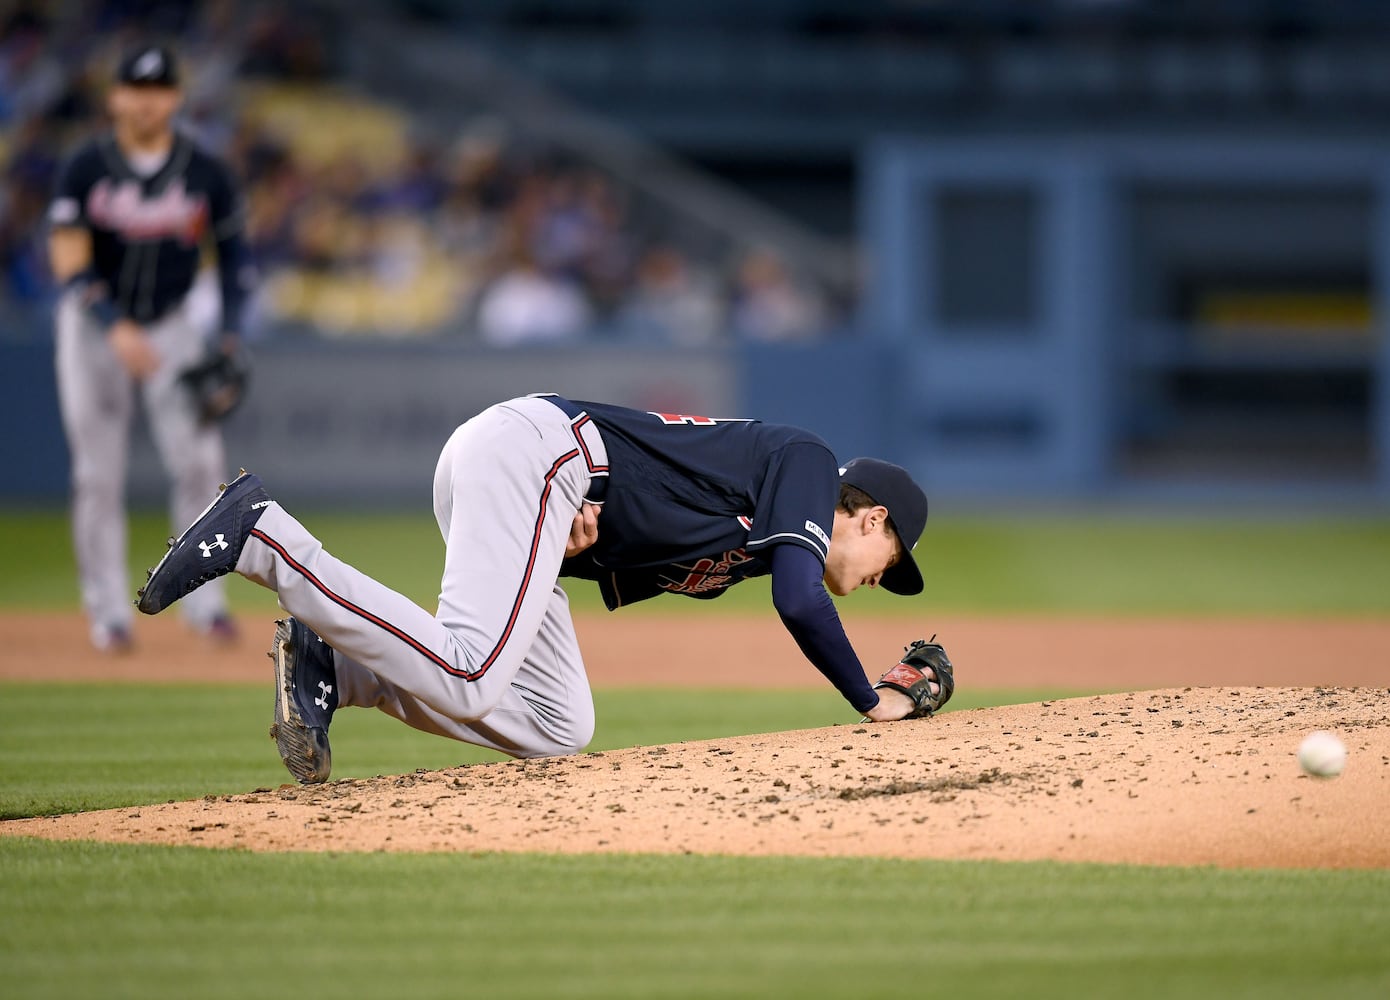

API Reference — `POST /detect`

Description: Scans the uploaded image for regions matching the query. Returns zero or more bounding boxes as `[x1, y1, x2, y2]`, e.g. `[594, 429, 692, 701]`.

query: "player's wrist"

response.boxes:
[65, 268, 123, 329]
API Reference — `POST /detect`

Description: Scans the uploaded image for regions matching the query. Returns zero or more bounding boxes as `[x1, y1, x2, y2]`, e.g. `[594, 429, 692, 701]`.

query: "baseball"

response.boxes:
[1297, 731, 1346, 778]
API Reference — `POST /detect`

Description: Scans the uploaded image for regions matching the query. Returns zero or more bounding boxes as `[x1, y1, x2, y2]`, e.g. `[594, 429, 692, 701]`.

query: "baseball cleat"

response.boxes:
[268, 617, 338, 784]
[135, 470, 271, 615]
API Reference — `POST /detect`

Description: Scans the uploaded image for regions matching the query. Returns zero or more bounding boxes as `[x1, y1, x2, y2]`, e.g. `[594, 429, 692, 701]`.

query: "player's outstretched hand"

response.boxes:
[565, 502, 601, 558]
[108, 319, 160, 380]
[863, 685, 919, 721]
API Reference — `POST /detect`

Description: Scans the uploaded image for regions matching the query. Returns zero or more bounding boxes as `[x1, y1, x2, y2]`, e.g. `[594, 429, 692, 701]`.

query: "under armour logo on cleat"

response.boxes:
[198, 534, 229, 558]
[314, 681, 333, 710]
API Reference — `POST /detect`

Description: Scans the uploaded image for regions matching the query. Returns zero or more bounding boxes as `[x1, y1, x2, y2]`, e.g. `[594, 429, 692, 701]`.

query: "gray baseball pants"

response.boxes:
[235, 396, 608, 758]
[55, 293, 230, 642]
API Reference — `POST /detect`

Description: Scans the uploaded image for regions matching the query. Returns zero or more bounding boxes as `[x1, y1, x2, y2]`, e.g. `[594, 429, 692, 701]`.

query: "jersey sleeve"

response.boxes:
[205, 157, 247, 240]
[48, 149, 95, 229]
[743, 441, 840, 563]
[770, 544, 879, 712]
[205, 155, 252, 332]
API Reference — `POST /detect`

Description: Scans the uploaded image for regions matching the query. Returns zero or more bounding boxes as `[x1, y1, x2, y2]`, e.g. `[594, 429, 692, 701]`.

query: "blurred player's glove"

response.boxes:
[179, 345, 249, 423]
[873, 637, 955, 718]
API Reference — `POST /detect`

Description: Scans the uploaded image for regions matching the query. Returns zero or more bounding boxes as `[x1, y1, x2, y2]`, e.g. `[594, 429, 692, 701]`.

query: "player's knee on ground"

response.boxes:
[512, 700, 595, 759]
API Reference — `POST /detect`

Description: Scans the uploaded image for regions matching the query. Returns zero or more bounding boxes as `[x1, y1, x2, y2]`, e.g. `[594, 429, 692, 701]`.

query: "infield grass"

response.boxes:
[3, 508, 1389, 615]
[0, 684, 1062, 819]
[4, 508, 1388, 999]
[3, 838, 1388, 1000]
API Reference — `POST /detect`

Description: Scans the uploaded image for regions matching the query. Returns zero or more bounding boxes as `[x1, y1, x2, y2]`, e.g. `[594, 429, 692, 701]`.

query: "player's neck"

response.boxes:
[114, 124, 174, 159]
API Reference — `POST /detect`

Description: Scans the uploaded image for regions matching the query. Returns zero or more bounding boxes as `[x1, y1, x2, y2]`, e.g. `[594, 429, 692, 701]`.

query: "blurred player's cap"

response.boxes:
[838, 457, 928, 595]
[115, 45, 179, 87]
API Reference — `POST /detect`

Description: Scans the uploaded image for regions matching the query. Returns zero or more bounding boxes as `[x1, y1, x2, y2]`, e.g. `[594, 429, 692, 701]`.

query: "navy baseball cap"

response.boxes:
[115, 45, 179, 87]
[838, 457, 928, 596]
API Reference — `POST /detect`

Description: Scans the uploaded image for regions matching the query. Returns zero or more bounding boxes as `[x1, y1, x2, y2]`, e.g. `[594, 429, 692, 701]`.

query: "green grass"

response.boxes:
[4, 505, 1388, 999]
[3, 508, 1389, 615]
[0, 683, 1059, 819]
[3, 839, 1388, 1000]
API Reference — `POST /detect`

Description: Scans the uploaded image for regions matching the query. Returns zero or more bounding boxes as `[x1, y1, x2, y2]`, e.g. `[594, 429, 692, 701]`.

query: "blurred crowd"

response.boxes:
[0, 0, 833, 343]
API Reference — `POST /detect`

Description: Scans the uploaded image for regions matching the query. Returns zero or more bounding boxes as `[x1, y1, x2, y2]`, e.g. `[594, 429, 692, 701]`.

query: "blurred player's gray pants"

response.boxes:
[55, 294, 230, 641]
[236, 396, 605, 758]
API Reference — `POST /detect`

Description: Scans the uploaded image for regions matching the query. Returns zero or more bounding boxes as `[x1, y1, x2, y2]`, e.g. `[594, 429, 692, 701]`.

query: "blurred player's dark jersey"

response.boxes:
[554, 397, 840, 609]
[49, 132, 243, 325]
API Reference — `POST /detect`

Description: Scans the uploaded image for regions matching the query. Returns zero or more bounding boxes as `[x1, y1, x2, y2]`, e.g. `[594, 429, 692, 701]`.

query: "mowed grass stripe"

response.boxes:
[0, 684, 1065, 819]
[3, 509, 1389, 614]
[3, 839, 1388, 1000]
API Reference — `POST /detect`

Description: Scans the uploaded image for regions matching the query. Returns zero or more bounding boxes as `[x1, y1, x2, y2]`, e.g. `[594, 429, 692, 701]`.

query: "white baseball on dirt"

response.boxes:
[1297, 731, 1346, 778]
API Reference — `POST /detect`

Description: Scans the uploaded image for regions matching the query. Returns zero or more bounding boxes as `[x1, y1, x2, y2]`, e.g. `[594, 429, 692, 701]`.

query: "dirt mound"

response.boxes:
[7, 687, 1388, 868]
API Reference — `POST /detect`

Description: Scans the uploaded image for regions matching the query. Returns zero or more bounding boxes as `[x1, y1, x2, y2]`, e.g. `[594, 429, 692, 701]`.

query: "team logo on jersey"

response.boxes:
[88, 177, 208, 244]
[649, 412, 754, 425]
[659, 547, 754, 595]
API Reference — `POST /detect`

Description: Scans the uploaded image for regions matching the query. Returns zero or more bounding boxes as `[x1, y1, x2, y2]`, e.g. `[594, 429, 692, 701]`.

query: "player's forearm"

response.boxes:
[47, 226, 92, 284]
[769, 545, 879, 713]
[50, 227, 124, 328]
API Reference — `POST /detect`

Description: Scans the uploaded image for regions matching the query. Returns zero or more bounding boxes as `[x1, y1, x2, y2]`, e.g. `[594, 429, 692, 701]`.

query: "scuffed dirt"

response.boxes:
[7, 686, 1389, 869]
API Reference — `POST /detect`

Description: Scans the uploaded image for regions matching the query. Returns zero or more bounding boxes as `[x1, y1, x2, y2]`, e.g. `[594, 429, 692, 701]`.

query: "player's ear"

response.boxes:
[864, 505, 890, 535]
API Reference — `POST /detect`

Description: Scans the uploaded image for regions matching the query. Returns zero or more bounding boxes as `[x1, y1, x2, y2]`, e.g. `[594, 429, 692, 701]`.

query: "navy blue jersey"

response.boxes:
[49, 132, 246, 328]
[557, 399, 841, 610]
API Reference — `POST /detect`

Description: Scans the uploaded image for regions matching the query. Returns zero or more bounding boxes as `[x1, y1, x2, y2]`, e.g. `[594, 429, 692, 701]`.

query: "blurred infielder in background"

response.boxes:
[49, 45, 251, 652]
[137, 394, 954, 782]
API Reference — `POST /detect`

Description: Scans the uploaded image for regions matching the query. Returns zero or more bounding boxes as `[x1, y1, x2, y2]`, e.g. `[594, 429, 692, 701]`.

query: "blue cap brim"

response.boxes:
[880, 553, 923, 596]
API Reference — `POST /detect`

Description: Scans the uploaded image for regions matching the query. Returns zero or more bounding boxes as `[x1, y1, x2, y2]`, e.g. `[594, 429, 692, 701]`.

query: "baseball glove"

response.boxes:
[873, 637, 956, 718]
[179, 346, 249, 423]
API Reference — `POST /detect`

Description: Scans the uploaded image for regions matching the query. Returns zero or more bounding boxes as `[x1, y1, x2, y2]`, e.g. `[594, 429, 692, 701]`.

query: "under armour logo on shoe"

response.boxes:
[315, 681, 333, 710]
[198, 534, 229, 558]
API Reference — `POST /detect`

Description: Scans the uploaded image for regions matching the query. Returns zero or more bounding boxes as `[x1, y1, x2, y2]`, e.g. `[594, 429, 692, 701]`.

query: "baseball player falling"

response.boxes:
[49, 45, 251, 652]
[137, 394, 954, 782]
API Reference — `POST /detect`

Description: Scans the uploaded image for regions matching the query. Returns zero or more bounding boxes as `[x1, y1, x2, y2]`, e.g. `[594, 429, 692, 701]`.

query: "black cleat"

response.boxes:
[136, 471, 271, 615]
[268, 617, 338, 784]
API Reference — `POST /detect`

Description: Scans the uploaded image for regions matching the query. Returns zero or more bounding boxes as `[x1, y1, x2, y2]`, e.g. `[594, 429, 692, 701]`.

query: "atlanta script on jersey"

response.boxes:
[49, 133, 243, 325]
[553, 398, 841, 609]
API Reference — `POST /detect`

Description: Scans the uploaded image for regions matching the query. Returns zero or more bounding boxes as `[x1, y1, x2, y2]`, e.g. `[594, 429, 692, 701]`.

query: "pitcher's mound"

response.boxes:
[7, 687, 1388, 868]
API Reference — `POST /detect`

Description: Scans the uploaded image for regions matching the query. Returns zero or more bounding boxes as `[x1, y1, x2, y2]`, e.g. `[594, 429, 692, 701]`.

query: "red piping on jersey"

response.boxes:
[571, 414, 608, 473]
[248, 447, 582, 682]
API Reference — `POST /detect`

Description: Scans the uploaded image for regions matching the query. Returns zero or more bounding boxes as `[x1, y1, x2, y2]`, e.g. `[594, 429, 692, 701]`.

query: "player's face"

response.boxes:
[108, 84, 181, 140]
[822, 507, 902, 597]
